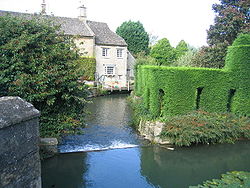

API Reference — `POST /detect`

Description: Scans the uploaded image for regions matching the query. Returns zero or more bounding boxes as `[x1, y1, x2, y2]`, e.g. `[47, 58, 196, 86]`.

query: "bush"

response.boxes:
[0, 14, 88, 137]
[190, 171, 250, 188]
[160, 111, 250, 146]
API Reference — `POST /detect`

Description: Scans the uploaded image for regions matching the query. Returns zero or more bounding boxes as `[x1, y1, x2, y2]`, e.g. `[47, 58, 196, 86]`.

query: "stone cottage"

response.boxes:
[0, 4, 135, 90]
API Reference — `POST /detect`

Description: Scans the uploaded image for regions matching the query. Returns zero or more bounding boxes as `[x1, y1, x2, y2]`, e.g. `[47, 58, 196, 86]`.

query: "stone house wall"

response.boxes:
[74, 36, 95, 57]
[95, 45, 128, 86]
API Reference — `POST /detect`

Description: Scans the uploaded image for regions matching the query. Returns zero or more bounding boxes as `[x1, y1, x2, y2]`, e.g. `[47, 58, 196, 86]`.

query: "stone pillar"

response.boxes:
[0, 97, 41, 188]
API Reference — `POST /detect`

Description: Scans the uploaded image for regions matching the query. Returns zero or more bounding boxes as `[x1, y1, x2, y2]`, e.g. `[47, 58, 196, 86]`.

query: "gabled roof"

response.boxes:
[0, 10, 94, 37]
[53, 17, 94, 37]
[87, 21, 127, 46]
[0, 10, 127, 46]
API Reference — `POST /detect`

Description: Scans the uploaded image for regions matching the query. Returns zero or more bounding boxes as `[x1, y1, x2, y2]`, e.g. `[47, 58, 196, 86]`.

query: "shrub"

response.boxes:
[0, 14, 88, 137]
[160, 111, 250, 146]
[189, 171, 250, 188]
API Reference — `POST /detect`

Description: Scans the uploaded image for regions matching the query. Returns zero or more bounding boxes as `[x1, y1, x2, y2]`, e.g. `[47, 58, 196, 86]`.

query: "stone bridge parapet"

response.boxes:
[0, 96, 41, 188]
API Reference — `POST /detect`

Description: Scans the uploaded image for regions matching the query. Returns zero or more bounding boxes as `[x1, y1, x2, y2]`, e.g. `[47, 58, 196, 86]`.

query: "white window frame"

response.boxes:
[102, 48, 109, 57]
[117, 49, 123, 58]
[104, 65, 115, 75]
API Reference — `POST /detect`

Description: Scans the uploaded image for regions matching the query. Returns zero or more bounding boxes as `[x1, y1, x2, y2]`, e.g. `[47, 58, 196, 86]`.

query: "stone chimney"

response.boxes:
[41, 0, 46, 15]
[78, 4, 87, 21]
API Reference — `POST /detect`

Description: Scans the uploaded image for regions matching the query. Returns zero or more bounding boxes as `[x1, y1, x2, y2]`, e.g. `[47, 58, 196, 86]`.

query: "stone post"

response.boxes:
[0, 97, 41, 188]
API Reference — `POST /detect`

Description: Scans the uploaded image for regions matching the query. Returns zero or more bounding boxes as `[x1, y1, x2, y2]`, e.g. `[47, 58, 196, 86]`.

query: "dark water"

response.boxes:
[42, 94, 250, 188]
[59, 94, 140, 153]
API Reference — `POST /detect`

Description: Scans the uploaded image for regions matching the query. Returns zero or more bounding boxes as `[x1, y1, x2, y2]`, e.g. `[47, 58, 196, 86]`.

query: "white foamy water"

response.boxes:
[59, 140, 139, 153]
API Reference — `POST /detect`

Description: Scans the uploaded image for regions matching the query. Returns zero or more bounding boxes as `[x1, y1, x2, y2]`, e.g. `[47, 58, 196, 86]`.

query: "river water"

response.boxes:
[41, 94, 250, 188]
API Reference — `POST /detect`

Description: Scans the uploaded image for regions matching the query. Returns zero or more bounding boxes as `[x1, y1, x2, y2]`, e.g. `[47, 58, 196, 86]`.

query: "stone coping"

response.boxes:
[0, 96, 40, 129]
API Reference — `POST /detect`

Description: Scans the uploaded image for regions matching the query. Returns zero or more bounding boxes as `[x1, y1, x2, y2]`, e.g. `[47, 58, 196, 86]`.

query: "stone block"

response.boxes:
[0, 97, 41, 188]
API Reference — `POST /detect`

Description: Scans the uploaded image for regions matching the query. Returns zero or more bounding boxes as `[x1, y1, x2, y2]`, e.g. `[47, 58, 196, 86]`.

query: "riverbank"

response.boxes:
[129, 95, 250, 146]
[42, 95, 250, 188]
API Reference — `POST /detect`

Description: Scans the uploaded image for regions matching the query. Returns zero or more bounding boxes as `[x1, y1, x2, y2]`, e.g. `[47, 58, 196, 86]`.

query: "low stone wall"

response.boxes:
[138, 120, 170, 144]
[40, 138, 58, 159]
[0, 97, 41, 188]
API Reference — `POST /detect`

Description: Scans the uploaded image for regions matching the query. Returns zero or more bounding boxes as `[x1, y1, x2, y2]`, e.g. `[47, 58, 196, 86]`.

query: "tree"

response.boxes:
[175, 40, 189, 59]
[148, 32, 159, 47]
[173, 48, 198, 67]
[196, 0, 250, 68]
[116, 21, 149, 56]
[0, 15, 87, 137]
[208, 0, 250, 46]
[150, 38, 176, 66]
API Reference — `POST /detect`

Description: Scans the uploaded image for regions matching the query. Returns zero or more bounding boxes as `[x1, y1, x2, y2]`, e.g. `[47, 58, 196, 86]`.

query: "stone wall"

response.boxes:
[0, 97, 41, 188]
[138, 120, 170, 145]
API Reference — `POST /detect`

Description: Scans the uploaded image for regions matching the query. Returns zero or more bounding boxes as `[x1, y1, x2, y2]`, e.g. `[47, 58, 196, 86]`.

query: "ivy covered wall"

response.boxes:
[75, 57, 96, 81]
[135, 34, 250, 118]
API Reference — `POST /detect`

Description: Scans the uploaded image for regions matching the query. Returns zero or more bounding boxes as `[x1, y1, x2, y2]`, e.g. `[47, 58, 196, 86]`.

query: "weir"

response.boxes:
[42, 94, 250, 188]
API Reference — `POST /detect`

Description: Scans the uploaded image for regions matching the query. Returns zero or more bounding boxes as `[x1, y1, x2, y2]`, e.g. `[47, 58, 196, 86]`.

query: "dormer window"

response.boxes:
[117, 49, 123, 58]
[102, 48, 109, 57]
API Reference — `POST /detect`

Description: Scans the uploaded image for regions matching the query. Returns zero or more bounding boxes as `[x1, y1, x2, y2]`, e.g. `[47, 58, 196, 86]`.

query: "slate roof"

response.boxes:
[87, 21, 127, 46]
[0, 10, 127, 46]
[0, 10, 93, 37]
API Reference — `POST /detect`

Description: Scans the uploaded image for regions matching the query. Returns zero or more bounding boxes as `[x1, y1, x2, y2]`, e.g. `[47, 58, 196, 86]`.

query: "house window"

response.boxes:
[105, 65, 115, 75]
[102, 48, 109, 57]
[117, 49, 123, 58]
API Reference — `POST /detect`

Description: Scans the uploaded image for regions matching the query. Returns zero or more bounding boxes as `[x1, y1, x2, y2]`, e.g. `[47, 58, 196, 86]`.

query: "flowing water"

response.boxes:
[42, 94, 250, 188]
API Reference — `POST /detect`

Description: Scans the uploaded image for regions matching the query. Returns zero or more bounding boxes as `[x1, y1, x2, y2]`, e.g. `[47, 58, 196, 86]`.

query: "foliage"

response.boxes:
[148, 33, 159, 47]
[190, 171, 250, 188]
[172, 48, 198, 67]
[75, 57, 96, 81]
[135, 34, 250, 118]
[0, 15, 88, 137]
[127, 94, 151, 129]
[196, 0, 250, 68]
[150, 38, 176, 66]
[175, 40, 189, 59]
[160, 111, 250, 146]
[191, 43, 228, 68]
[116, 20, 149, 56]
[208, 0, 250, 46]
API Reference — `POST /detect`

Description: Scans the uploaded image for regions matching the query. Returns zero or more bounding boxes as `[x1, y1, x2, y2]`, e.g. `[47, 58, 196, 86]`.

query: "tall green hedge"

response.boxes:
[135, 34, 250, 118]
[75, 57, 96, 81]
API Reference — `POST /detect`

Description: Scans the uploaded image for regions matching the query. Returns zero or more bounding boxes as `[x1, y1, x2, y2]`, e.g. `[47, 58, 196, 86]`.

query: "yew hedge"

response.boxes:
[135, 34, 250, 118]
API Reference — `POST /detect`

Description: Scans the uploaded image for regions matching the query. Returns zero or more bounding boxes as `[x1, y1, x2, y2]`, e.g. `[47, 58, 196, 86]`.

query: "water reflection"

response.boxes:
[42, 95, 250, 188]
[42, 152, 88, 188]
[140, 141, 250, 188]
[42, 142, 250, 188]
[59, 94, 140, 153]
[84, 148, 155, 188]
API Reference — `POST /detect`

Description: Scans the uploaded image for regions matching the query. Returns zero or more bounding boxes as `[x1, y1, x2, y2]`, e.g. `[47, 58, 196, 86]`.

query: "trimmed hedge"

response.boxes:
[135, 34, 250, 118]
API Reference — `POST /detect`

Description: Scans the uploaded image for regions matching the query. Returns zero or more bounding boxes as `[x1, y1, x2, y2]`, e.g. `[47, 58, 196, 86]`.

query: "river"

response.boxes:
[41, 94, 250, 188]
